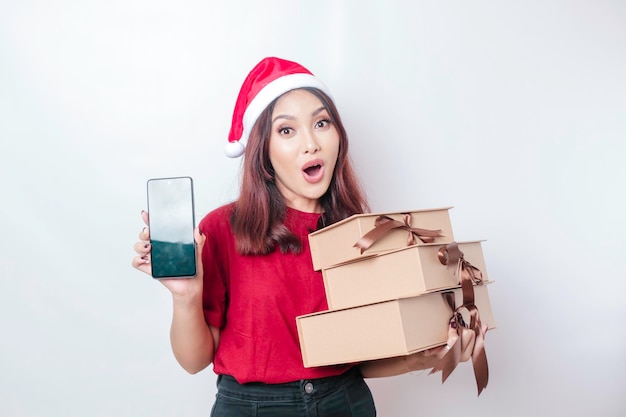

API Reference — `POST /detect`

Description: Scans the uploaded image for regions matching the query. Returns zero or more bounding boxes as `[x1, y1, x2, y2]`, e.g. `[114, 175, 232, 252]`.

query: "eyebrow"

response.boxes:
[272, 106, 327, 123]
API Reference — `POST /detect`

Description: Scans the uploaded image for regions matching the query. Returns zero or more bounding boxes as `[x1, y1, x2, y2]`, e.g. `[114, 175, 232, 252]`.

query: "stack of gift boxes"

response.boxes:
[296, 207, 495, 372]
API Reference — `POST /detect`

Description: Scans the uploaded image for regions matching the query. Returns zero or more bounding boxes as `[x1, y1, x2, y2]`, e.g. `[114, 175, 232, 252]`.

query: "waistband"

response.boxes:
[216, 367, 362, 402]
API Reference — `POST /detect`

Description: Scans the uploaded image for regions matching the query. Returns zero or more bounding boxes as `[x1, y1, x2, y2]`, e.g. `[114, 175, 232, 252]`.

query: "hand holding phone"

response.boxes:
[146, 176, 197, 279]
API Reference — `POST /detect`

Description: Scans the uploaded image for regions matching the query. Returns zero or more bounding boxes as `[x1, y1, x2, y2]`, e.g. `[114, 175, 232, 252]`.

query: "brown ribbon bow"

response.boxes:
[353, 214, 444, 254]
[429, 242, 489, 396]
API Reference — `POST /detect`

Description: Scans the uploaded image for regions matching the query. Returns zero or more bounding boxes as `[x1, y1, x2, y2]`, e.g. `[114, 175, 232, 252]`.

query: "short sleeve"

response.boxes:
[199, 206, 233, 329]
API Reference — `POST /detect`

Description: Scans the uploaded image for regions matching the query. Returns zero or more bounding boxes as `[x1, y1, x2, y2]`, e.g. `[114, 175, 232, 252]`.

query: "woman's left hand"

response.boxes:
[360, 322, 477, 378]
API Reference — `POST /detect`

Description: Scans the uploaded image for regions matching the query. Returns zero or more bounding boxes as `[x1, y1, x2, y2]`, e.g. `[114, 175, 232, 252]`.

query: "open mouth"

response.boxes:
[302, 160, 325, 183]
[304, 164, 322, 176]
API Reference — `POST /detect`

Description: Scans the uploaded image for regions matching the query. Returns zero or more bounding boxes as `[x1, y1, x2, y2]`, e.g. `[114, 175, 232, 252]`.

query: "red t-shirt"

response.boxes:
[199, 203, 351, 384]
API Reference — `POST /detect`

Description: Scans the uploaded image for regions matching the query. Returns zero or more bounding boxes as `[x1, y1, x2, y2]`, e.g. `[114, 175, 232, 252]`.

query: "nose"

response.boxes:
[302, 129, 320, 154]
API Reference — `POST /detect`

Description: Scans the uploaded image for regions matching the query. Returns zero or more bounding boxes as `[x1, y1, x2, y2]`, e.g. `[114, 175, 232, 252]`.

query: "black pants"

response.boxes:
[211, 367, 376, 417]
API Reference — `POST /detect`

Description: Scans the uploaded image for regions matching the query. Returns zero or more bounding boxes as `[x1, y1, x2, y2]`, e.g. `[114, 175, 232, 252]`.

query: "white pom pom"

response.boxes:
[225, 141, 245, 158]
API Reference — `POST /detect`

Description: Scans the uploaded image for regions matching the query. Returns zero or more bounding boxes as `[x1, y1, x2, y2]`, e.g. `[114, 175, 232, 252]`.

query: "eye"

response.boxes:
[278, 126, 293, 136]
[315, 119, 332, 129]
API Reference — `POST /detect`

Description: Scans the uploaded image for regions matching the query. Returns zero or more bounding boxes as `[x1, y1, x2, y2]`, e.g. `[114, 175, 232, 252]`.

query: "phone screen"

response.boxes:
[146, 177, 197, 278]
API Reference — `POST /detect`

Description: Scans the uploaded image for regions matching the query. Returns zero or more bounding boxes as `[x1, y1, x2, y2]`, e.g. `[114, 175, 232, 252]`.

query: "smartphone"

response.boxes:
[146, 176, 197, 278]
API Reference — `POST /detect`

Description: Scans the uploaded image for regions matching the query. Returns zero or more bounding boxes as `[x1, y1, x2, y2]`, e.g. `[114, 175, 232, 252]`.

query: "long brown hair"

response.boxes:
[231, 87, 369, 255]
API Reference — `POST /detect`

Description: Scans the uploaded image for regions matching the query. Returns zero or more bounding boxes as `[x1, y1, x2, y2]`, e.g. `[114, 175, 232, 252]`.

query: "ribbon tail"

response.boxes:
[472, 324, 489, 396]
[408, 227, 444, 244]
[429, 322, 463, 383]
[472, 344, 488, 395]
[429, 338, 461, 383]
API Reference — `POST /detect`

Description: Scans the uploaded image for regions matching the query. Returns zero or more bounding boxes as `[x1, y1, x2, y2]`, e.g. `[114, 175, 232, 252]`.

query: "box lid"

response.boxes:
[308, 207, 454, 237]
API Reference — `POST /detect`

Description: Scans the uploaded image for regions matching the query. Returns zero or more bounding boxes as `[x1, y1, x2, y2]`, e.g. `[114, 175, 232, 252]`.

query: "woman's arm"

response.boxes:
[360, 324, 476, 379]
[169, 291, 220, 374]
[359, 347, 446, 378]
[133, 211, 220, 374]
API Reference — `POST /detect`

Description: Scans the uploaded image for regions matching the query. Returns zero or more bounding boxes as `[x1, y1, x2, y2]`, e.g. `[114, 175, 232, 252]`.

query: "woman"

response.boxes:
[132, 57, 442, 416]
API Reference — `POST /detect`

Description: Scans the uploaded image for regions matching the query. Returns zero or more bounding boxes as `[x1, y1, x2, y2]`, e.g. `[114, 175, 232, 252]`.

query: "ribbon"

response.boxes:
[437, 242, 483, 304]
[353, 213, 444, 254]
[429, 242, 489, 396]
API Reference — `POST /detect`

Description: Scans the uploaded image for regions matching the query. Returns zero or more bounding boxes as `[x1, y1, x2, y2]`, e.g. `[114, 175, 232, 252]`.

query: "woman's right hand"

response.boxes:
[132, 210, 206, 299]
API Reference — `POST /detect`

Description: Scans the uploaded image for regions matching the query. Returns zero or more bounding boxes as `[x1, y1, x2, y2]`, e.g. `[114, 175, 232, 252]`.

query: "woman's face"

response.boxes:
[268, 89, 340, 213]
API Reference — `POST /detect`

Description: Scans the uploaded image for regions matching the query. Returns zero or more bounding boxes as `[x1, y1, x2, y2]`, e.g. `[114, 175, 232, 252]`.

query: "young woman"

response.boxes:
[132, 57, 444, 416]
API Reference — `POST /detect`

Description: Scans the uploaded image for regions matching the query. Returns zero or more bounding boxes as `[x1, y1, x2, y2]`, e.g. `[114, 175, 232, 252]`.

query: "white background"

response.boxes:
[1, 1, 624, 416]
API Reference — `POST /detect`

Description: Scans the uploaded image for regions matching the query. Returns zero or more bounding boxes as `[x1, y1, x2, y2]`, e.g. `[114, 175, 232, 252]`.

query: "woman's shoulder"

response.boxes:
[198, 201, 236, 231]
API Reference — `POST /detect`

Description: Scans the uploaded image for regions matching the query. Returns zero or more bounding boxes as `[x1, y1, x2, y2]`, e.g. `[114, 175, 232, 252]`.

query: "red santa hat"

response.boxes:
[225, 57, 333, 158]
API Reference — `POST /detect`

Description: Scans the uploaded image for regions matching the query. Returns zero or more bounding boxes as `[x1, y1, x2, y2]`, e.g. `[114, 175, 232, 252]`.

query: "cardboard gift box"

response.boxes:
[308, 208, 454, 271]
[297, 284, 495, 368]
[323, 240, 488, 310]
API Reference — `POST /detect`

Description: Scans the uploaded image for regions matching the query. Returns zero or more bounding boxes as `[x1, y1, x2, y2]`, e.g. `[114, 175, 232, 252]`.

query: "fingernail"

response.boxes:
[144, 243, 149, 249]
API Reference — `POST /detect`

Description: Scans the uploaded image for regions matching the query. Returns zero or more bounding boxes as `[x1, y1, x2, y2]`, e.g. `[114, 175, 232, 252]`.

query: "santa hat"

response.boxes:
[225, 57, 333, 158]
